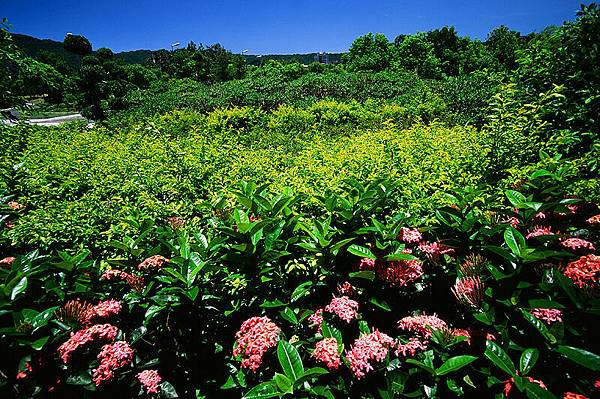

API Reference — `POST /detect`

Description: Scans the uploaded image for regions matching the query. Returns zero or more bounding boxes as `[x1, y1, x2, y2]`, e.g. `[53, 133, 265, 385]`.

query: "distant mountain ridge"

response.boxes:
[10, 33, 342, 68]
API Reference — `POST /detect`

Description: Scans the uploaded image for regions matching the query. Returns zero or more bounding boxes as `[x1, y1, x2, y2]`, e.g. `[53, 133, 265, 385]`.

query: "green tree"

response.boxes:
[486, 25, 523, 70]
[393, 33, 442, 78]
[63, 34, 92, 56]
[344, 33, 395, 72]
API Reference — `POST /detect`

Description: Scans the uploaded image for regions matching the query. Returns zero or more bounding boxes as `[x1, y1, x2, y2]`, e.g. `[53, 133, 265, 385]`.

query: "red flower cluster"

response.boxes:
[398, 227, 422, 243]
[560, 238, 596, 253]
[395, 337, 427, 357]
[312, 338, 341, 370]
[58, 324, 119, 363]
[526, 226, 555, 239]
[0, 256, 16, 267]
[233, 317, 280, 371]
[55, 300, 94, 325]
[533, 212, 549, 223]
[346, 330, 395, 379]
[138, 255, 169, 272]
[337, 281, 356, 297]
[166, 216, 185, 229]
[377, 249, 424, 287]
[452, 276, 484, 307]
[587, 214, 600, 225]
[417, 241, 456, 261]
[92, 341, 134, 386]
[530, 308, 563, 324]
[137, 369, 162, 394]
[101, 269, 144, 291]
[397, 314, 447, 338]
[563, 254, 600, 289]
[308, 308, 324, 334]
[324, 296, 359, 323]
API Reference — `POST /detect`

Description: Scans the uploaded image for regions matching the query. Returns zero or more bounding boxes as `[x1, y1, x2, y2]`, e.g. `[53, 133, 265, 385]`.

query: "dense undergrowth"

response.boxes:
[1, 4, 600, 399]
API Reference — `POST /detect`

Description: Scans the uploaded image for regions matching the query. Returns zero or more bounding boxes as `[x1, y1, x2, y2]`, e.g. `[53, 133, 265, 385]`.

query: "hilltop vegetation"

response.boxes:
[1, 4, 599, 399]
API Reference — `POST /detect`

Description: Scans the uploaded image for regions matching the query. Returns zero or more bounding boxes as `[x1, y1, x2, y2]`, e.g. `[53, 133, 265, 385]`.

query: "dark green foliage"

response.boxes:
[63, 34, 92, 56]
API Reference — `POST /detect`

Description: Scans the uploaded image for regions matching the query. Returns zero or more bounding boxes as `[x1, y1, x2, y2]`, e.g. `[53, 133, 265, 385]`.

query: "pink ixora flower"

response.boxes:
[58, 324, 119, 363]
[312, 338, 341, 370]
[346, 330, 395, 379]
[587, 214, 600, 225]
[397, 227, 422, 244]
[530, 308, 563, 325]
[560, 238, 596, 253]
[526, 226, 556, 239]
[137, 370, 162, 394]
[138, 255, 169, 272]
[233, 317, 280, 372]
[417, 241, 456, 261]
[395, 337, 427, 357]
[452, 276, 484, 307]
[0, 256, 16, 267]
[7, 201, 25, 211]
[85, 299, 122, 324]
[101, 269, 144, 292]
[377, 249, 423, 287]
[397, 314, 447, 338]
[308, 308, 324, 334]
[562, 254, 600, 289]
[337, 281, 356, 297]
[503, 372, 546, 396]
[92, 341, 134, 386]
[166, 216, 185, 229]
[324, 296, 359, 323]
[356, 257, 376, 271]
[562, 393, 589, 399]
[533, 212, 549, 224]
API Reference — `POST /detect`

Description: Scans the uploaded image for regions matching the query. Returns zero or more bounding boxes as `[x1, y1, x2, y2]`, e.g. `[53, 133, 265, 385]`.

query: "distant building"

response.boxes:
[314, 52, 330, 64]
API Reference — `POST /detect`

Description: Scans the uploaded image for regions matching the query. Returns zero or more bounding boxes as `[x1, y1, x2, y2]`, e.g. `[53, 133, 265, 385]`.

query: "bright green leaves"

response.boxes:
[435, 355, 478, 376]
[555, 346, 600, 371]
[277, 340, 304, 384]
[519, 348, 539, 374]
[485, 340, 516, 376]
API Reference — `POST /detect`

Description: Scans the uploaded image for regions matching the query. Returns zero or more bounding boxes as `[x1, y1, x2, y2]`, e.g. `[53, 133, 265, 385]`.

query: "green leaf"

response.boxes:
[519, 349, 539, 374]
[369, 297, 391, 311]
[347, 244, 376, 260]
[11, 277, 27, 300]
[506, 190, 527, 208]
[242, 382, 279, 399]
[504, 227, 525, 257]
[484, 340, 516, 376]
[521, 309, 556, 343]
[555, 345, 600, 371]
[524, 380, 558, 399]
[277, 340, 304, 382]
[436, 355, 477, 376]
[280, 308, 298, 325]
[30, 336, 49, 350]
[290, 281, 313, 303]
[159, 381, 179, 398]
[274, 373, 292, 393]
[348, 271, 375, 281]
[260, 299, 286, 308]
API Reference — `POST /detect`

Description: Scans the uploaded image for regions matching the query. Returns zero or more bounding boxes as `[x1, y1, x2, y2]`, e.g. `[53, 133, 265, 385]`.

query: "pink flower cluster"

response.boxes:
[58, 324, 119, 363]
[530, 308, 563, 324]
[587, 214, 600, 225]
[0, 256, 15, 267]
[7, 201, 25, 210]
[398, 227, 422, 243]
[138, 255, 169, 272]
[324, 296, 359, 323]
[92, 341, 134, 386]
[560, 238, 596, 253]
[417, 241, 456, 261]
[337, 281, 356, 297]
[397, 314, 447, 338]
[166, 216, 185, 229]
[312, 338, 341, 370]
[233, 317, 280, 371]
[503, 373, 546, 396]
[377, 250, 424, 287]
[526, 226, 555, 239]
[395, 337, 427, 357]
[452, 276, 484, 307]
[85, 299, 122, 323]
[308, 308, 324, 334]
[563, 393, 589, 399]
[101, 269, 144, 291]
[356, 257, 376, 271]
[346, 330, 395, 379]
[137, 369, 162, 394]
[563, 254, 600, 289]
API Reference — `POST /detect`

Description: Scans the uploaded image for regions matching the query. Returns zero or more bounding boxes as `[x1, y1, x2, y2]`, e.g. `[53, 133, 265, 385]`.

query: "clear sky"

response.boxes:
[2, 1, 587, 54]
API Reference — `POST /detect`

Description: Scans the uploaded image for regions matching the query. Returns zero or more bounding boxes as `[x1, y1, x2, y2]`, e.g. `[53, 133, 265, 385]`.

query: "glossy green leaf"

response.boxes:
[277, 340, 304, 382]
[436, 355, 477, 375]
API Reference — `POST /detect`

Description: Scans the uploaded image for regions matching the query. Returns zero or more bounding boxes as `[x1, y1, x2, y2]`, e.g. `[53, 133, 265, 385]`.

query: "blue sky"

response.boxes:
[2, 1, 586, 54]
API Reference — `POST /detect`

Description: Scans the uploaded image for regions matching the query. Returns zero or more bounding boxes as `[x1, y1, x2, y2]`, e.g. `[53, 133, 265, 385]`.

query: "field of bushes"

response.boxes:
[1, 4, 600, 399]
